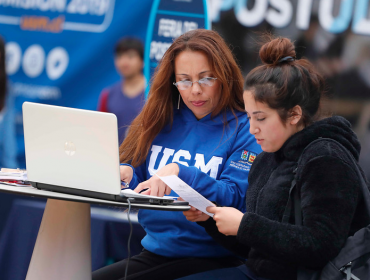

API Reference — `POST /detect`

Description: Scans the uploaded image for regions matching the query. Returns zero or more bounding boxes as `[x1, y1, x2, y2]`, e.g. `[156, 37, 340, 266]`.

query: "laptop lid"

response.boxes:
[23, 102, 121, 195]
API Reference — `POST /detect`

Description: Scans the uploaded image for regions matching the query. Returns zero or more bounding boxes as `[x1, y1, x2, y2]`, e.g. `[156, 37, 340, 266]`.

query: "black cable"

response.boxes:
[124, 198, 134, 280]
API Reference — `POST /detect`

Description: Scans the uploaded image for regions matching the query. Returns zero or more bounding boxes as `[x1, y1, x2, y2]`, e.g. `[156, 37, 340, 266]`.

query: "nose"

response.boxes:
[249, 121, 259, 135]
[191, 81, 202, 95]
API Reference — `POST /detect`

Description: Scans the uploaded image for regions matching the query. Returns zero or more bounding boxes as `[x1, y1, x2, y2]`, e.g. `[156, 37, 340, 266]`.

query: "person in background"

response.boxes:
[181, 36, 368, 280]
[0, 35, 18, 238]
[0, 36, 17, 169]
[92, 29, 261, 280]
[98, 37, 146, 143]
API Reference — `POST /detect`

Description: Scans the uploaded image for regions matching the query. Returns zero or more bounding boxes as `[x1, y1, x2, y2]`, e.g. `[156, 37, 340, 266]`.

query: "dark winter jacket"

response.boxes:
[198, 116, 368, 280]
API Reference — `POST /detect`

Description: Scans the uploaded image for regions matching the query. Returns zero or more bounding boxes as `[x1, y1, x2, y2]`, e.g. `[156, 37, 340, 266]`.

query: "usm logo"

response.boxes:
[241, 150, 257, 164]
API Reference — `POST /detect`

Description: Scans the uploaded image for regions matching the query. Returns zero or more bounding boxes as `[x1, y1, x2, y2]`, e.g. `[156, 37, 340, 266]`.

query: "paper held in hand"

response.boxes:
[155, 174, 215, 217]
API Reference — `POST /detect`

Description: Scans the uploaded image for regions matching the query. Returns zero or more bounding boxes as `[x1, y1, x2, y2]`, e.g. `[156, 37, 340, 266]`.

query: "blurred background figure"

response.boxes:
[0, 35, 17, 169]
[98, 37, 146, 144]
[0, 35, 18, 240]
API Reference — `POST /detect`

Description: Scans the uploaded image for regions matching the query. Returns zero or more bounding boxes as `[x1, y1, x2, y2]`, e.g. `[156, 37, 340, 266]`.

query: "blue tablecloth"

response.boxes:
[0, 199, 146, 280]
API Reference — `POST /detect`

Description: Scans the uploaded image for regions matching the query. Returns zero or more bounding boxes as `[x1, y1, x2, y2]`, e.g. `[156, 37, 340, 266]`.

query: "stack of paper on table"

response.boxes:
[0, 168, 30, 186]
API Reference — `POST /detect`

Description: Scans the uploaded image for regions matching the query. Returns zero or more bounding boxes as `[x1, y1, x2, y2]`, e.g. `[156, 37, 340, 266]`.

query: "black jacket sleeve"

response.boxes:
[236, 156, 360, 269]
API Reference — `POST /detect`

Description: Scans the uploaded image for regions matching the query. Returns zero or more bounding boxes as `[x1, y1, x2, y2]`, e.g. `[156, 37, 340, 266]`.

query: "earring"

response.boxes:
[177, 93, 181, 110]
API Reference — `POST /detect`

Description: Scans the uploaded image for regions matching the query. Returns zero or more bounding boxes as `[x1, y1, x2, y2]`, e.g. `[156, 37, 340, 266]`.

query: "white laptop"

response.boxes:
[22, 102, 176, 205]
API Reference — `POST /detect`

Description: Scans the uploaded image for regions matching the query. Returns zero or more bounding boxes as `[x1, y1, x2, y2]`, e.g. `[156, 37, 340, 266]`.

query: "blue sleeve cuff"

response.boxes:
[120, 163, 138, 189]
[177, 163, 197, 186]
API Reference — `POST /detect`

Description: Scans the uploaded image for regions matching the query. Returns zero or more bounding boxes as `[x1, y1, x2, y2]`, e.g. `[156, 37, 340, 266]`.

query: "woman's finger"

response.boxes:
[165, 185, 172, 195]
[207, 206, 217, 213]
[157, 183, 165, 197]
[134, 183, 148, 193]
[150, 183, 159, 197]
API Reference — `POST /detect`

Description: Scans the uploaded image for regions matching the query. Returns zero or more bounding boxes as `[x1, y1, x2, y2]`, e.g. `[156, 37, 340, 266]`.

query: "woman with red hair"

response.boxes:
[93, 29, 261, 280]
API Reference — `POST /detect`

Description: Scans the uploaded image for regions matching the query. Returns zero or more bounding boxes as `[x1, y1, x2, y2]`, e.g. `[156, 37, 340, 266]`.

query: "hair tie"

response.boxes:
[278, 56, 295, 63]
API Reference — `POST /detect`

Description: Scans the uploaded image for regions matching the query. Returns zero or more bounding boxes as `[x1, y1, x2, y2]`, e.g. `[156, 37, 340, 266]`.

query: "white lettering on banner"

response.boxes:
[0, 0, 115, 32]
[211, 0, 370, 36]
[0, 0, 66, 12]
[150, 41, 172, 61]
[0, 0, 109, 15]
[267, 0, 292, 28]
[296, 0, 313, 30]
[194, 154, 223, 179]
[235, 0, 267, 27]
[12, 82, 61, 99]
[158, 18, 198, 38]
[352, 0, 370, 35]
[150, 18, 198, 62]
[67, 0, 109, 16]
[319, 0, 353, 33]
[148, 145, 223, 179]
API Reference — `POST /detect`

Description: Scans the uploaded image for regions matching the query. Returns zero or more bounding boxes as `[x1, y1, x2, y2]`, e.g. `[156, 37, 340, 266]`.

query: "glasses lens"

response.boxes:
[199, 78, 215, 87]
[177, 81, 191, 90]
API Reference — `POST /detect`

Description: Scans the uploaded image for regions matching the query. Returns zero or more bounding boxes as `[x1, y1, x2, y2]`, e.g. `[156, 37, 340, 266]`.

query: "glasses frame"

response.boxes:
[173, 77, 218, 90]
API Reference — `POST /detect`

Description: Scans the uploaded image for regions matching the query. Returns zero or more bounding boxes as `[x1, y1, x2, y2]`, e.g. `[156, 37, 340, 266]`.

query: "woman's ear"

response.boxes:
[289, 105, 303, 125]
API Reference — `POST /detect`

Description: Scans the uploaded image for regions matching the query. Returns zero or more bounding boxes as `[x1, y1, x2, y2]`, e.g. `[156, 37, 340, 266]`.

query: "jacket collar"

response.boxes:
[275, 116, 361, 162]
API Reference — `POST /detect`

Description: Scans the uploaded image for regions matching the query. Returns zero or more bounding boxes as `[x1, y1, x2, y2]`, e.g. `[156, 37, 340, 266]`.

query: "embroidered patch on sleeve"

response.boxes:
[240, 150, 257, 164]
[230, 150, 258, 171]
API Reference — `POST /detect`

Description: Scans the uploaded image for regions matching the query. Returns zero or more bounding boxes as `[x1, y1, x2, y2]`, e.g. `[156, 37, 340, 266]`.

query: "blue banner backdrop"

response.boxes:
[144, 0, 209, 97]
[0, 0, 152, 168]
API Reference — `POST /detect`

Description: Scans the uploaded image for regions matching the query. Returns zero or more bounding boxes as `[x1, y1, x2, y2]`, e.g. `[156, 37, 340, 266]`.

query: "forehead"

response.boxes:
[243, 90, 270, 112]
[174, 50, 210, 73]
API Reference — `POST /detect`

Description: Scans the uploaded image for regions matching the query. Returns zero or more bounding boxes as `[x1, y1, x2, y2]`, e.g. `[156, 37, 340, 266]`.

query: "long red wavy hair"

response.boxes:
[119, 29, 244, 167]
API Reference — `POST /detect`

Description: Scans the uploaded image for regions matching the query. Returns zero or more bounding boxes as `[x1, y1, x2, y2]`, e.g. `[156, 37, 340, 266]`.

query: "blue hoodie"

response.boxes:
[126, 105, 261, 258]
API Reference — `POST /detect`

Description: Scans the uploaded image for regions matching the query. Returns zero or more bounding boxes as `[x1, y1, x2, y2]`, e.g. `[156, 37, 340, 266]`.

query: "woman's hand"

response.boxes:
[120, 165, 134, 184]
[183, 205, 210, 222]
[207, 206, 244, 236]
[133, 163, 179, 197]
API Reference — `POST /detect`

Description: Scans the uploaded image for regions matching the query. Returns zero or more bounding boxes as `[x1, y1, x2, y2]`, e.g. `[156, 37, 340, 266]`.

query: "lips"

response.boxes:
[256, 139, 264, 144]
[191, 101, 206, 107]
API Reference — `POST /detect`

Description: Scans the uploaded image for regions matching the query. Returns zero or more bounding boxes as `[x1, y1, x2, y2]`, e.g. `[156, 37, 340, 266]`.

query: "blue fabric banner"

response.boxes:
[144, 0, 209, 97]
[0, 0, 152, 167]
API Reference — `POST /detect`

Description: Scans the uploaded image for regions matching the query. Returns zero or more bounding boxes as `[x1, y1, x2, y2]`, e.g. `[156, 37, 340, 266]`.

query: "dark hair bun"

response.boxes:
[259, 37, 296, 66]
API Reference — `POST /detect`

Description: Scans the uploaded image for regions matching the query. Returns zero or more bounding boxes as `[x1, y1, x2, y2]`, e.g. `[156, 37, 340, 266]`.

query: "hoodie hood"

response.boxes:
[279, 116, 361, 161]
[177, 104, 245, 125]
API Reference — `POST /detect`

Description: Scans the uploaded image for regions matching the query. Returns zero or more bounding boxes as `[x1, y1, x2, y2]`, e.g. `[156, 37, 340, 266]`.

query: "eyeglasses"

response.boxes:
[173, 77, 217, 90]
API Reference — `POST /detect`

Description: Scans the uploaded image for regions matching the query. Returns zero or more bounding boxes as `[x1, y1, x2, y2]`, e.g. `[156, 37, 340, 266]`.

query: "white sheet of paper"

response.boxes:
[155, 174, 215, 216]
[120, 189, 177, 200]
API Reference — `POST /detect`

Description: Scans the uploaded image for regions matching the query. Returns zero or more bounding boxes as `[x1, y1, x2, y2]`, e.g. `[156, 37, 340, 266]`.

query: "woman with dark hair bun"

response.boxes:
[182, 36, 368, 280]
[93, 29, 261, 280]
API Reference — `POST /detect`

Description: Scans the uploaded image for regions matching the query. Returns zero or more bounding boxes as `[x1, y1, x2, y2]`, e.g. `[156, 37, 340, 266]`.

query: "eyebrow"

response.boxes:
[252, 111, 264, 114]
[176, 70, 212, 76]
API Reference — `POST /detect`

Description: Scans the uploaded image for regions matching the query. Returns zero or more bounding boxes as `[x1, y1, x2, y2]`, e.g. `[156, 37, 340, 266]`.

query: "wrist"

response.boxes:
[171, 162, 180, 176]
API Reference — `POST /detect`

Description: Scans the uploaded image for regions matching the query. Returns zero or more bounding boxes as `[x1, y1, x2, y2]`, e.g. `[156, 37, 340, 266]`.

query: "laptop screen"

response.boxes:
[23, 102, 122, 195]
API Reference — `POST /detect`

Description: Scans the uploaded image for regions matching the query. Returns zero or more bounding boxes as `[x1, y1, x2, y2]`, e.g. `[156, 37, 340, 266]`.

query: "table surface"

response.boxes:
[0, 183, 190, 211]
